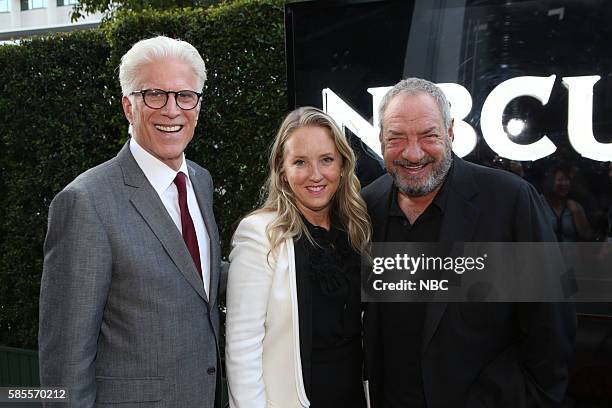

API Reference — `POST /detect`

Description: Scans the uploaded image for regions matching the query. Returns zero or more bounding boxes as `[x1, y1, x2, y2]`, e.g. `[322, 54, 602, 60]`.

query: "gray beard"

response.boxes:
[390, 150, 452, 197]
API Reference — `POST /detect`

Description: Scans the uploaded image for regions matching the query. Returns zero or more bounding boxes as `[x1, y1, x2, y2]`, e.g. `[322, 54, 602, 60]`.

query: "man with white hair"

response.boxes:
[39, 36, 222, 407]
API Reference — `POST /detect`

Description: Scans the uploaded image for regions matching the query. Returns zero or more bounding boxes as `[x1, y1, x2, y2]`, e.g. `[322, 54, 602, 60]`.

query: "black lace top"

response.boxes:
[302, 216, 362, 348]
[295, 215, 366, 408]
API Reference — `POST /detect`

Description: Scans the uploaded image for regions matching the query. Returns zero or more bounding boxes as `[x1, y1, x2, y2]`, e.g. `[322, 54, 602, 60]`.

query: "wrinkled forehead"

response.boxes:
[383, 93, 444, 128]
[383, 96, 445, 134]
[136, 57, 200, 90]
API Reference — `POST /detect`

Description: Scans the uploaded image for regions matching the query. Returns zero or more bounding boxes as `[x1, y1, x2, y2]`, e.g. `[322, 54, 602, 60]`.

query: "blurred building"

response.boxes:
[0, 0, 102, 42]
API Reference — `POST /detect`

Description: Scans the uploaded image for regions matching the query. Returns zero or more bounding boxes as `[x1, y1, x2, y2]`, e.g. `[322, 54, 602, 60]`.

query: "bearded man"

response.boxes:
[362, 77, 576, 408]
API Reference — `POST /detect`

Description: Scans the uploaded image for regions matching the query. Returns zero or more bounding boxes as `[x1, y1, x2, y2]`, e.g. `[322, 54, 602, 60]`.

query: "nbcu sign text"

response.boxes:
[323, 75, 612, 162]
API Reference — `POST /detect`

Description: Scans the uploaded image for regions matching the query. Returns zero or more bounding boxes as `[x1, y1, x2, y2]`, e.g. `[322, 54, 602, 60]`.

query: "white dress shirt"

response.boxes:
[130, 138, 211, 296]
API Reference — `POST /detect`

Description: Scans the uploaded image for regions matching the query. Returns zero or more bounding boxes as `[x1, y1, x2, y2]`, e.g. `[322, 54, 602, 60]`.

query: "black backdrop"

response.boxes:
[285, 1, 612, 404]
[285, 0, 612, 240]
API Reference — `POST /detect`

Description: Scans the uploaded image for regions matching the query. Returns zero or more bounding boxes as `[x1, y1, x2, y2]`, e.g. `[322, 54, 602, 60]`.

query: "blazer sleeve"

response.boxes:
[467, 182, 576, 407]
[39, 187, 112, 408]
[225, 215, 275, 408]
[512, 182, 557, 242]
[510, 183, 576, 406]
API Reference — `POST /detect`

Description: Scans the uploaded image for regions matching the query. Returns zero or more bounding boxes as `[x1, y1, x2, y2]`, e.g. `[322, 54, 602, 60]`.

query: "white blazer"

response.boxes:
[225, 211, 310, 408]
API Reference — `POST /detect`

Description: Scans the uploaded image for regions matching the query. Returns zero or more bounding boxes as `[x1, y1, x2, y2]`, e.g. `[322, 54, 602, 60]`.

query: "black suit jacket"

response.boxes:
[362, 155, 576, 408]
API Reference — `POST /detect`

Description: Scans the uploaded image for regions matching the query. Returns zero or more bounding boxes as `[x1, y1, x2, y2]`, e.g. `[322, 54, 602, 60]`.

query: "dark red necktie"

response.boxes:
[174, 172, 202, 278]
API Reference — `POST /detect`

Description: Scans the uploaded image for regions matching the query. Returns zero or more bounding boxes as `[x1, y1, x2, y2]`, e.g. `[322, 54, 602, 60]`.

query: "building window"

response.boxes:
[21, 0, 48, 10]
[57, 0, 77, 5]
[0, 0, 9, 13]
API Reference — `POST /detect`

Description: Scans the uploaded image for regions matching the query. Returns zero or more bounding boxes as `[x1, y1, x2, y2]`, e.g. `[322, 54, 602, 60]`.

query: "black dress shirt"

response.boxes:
[294, 216, 366, 408]
[380, 163, 452, 408]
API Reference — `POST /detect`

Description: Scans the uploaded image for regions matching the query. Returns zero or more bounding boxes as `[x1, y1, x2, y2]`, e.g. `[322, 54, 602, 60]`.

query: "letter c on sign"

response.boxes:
[480, 75, 557, 161]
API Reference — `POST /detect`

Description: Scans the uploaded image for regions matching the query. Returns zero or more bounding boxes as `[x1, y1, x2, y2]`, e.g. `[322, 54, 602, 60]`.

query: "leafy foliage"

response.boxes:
[0, 30, 117, 349]
[0, 0, 286, 349]
[70, 0, 223, 22]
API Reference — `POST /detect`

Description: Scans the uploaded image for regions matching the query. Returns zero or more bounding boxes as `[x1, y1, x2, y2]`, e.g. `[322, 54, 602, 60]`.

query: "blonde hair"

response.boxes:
[254, 107, 371, 256]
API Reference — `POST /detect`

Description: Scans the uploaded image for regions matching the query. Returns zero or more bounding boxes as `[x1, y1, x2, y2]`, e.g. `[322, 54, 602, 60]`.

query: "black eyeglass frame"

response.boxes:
[130, 89, 203, 110]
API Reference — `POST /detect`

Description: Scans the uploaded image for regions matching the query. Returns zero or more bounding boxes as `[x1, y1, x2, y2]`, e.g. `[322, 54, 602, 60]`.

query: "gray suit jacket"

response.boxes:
[39, 142, 222, 408]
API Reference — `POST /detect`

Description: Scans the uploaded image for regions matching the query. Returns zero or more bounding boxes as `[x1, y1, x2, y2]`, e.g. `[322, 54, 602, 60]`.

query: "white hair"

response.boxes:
[378, 77, 452, 132]
[119, 35, 207, 96]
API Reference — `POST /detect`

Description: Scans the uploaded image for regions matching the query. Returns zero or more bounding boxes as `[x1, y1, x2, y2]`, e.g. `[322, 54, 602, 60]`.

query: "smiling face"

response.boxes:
[122, 57, 200, 170]
[381, 92, 453, 198]
[282, 125, 343, 225]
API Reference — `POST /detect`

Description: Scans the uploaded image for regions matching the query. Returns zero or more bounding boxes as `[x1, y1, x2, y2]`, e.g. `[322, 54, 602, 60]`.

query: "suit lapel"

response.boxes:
[367, 174, 394, 242]
[117, 143, 208, 302]
[438, 158, 480, 243]
[422, 156, 480, 354]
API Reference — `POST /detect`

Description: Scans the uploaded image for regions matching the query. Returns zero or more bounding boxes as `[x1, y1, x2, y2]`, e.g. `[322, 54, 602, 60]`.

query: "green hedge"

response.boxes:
[0, 0, 286, 349]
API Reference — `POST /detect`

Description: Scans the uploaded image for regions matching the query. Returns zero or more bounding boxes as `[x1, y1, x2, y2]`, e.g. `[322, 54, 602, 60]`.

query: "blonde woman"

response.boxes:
[225, 107, 371, 407]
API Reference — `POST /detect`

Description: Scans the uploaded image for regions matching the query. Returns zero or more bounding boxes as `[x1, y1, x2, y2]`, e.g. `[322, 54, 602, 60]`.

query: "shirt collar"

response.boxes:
[300, 212, 341, 243]
[129, 137, 189, 195]
[389, 157, 454, 217]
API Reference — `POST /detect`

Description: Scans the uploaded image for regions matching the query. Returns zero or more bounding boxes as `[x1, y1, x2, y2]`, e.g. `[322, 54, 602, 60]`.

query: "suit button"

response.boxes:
[207, 367, 216, 375]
